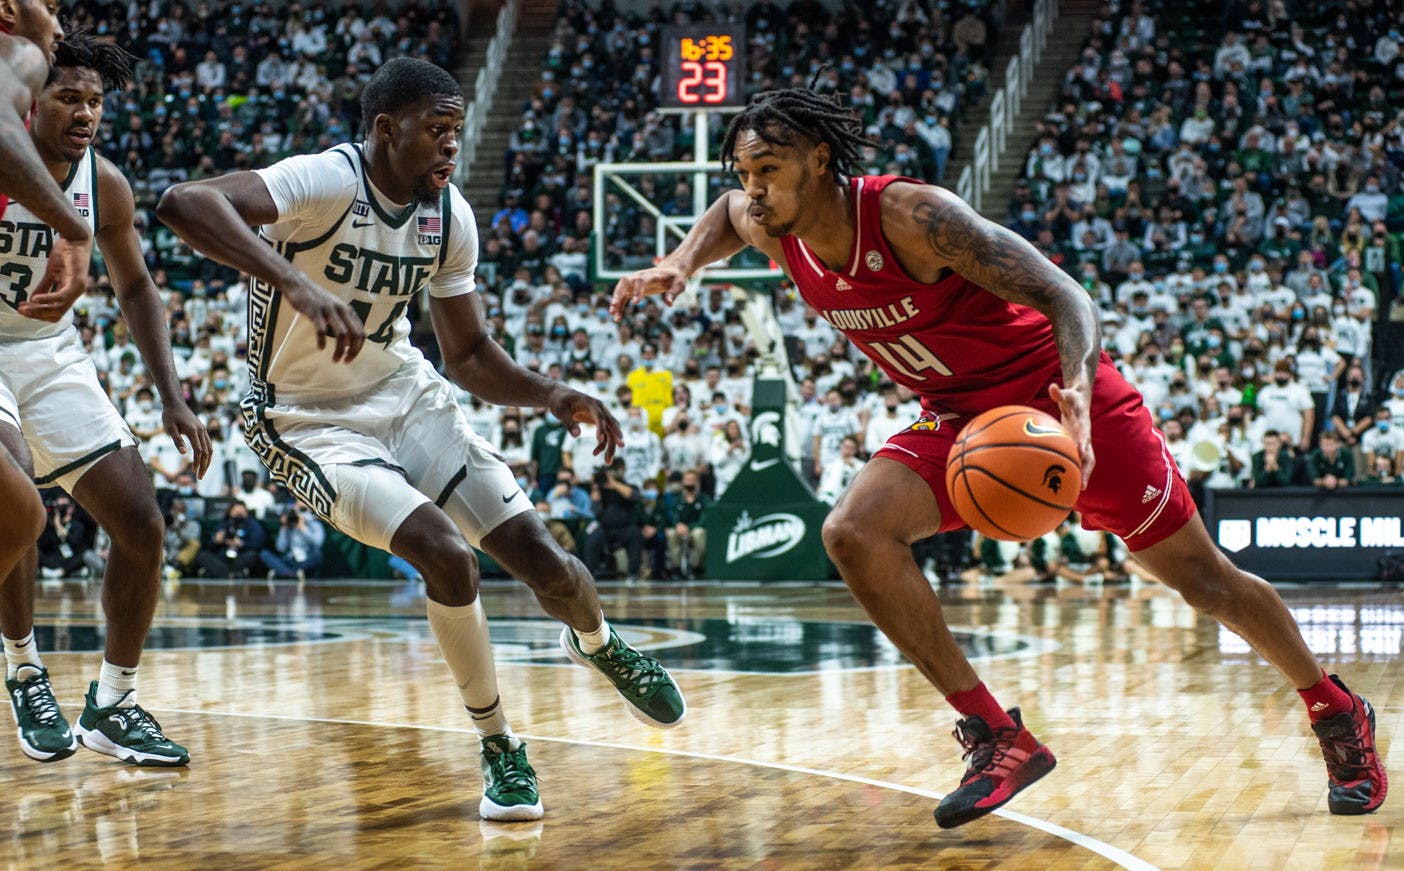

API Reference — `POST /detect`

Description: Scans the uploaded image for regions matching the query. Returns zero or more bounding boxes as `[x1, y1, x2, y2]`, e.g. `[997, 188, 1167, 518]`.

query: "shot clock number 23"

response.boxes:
[659, 25, 747, 109]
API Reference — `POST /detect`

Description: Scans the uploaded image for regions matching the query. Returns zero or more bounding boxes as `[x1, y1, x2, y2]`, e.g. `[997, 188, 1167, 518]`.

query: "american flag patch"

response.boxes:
[417, 216, 441, 234]
[73, 192, 90, 209]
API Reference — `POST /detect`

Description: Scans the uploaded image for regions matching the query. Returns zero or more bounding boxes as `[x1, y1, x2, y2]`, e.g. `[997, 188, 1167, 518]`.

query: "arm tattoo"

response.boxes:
[913, 197, 1100, 390]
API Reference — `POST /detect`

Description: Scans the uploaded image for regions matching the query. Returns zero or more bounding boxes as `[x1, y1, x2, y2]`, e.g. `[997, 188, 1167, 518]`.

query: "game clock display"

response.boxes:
[659, 24, 747, 109]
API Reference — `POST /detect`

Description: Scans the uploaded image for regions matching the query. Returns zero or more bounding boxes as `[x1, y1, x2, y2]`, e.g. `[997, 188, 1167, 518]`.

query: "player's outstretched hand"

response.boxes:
[610, 264, 688, 321]
[282, 274, 365, 363]
[163, 400, 213, 479]
[1049, 382, 1095, 487]
[20, 235, 93, 322]
[548, 386, 624, 464]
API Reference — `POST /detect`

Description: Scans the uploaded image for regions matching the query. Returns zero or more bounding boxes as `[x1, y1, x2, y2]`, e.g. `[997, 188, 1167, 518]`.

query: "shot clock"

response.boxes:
[659, 24, 747, 110]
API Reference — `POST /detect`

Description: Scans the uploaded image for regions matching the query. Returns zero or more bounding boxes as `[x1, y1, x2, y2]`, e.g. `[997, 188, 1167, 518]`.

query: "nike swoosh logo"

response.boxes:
[352, 219, 375, 229]
[749, 458, 781, 471]
[1024, 419, 1064, 437]
[501, 492, 517, 503]
[120, 670, 137, 676]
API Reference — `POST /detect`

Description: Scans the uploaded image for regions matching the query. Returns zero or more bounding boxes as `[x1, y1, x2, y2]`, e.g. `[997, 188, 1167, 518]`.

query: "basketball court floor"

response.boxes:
[3, 574, 1399, 869]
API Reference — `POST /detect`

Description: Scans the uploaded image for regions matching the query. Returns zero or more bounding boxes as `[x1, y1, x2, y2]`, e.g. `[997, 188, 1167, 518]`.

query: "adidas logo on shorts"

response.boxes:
[1141, 484, 1162, 504]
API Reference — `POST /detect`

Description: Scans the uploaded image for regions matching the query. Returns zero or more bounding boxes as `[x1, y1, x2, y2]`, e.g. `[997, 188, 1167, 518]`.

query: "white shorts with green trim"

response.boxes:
[0, 328, 137, 492]
[240, 358, 531, 552]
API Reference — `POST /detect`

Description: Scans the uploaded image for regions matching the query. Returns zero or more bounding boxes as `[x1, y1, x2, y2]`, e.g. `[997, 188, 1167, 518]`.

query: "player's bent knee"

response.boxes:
[1162, 555, 1237, 617]
[109, 502, 166, 553]
[821, 512, 868, 567]
[13, 489, 44, 544]
[418, 535, 478, 580]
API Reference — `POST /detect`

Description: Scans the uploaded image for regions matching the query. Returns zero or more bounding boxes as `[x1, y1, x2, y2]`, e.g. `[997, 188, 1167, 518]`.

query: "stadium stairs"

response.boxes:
[975, 0, 1101, 221]
[458, 0, 559, 237]
[454, 3, 501, 90]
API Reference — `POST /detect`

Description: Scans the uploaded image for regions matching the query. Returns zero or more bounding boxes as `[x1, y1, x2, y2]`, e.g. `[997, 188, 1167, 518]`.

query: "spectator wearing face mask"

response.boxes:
[497, 416, 530, 467]
[663, 413, 709, 479]
[665, 470, 708, 579]
[197, 502, 266, 579]
[810, 389, 862, 483]
[817, 436, 867, 505]
[626, 343, 673, 431]
[1330, 365, 1375, 451]
[1114, 265, 1156, 308]
[619, 406, 663, 487]
[37, 496, 95, 579]
[1346, 174, 1388, 224]
[234, 469, 278, 520]
[1383, 372, 1404, 420]
[1180, 297, 1228, 361]
[547, 469, 593, 521]
[1256, 360, 1315, 453]
[164, 498, 203, 579]
[711, 419, 750, 496]
[1361, 408, 1404, 478]
[635, 480, 669, 580]
[1009, 200, 1045, 241]
[125, 385, 164, 443]
[583, 459, 643, 579]
[1293, 328, 1341, 437]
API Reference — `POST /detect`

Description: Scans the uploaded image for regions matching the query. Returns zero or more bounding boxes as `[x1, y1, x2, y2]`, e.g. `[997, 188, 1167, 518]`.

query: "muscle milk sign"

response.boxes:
[1205, 489, 1404, 580]
[1218, 516, 1404, 552]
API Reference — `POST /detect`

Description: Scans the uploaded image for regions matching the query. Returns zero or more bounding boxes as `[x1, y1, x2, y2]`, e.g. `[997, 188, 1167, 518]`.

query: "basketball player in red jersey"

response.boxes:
[0, 1, 92, 588]
[612, 88, 1385, 826]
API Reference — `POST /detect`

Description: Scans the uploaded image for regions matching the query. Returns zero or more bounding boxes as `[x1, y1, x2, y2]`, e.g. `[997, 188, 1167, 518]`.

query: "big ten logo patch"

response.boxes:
[416, 215, 442, 245]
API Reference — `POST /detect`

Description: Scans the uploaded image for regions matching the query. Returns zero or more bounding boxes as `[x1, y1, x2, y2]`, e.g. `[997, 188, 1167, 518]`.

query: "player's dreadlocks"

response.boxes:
[721, 86, 873, 184]
[49, 28, 136, 92]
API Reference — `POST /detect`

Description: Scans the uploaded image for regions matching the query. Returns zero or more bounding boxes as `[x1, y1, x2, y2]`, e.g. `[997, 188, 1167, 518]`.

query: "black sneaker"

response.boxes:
[934, 707, 1056, 829]
[1312, 676, 1387, 815]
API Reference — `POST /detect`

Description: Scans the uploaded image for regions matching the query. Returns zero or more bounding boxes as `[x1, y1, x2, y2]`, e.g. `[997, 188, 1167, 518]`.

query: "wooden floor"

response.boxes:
[4, 574, 1401, 869]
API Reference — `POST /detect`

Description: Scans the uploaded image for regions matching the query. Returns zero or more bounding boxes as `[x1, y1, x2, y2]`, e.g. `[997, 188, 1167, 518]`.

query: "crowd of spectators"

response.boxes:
[1003, 0, 1404, 502]
[485, 0, 1006, 277]
[43, 0, 459, 578]
[49, 0, 1404, 583]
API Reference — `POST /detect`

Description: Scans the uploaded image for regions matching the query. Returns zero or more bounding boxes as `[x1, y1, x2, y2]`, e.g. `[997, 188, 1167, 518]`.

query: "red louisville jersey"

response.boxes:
[780, 175, 1087, 417]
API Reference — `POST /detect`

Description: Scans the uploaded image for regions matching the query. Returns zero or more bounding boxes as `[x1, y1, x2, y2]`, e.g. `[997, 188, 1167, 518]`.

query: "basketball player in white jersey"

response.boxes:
[0, 1, 91, 603]
[0, 31, 209, 767]
[157, 58, 685, 821]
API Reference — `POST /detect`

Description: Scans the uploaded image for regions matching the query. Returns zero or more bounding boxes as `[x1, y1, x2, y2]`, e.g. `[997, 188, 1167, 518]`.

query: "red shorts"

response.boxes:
[875, 362, 1196, 551]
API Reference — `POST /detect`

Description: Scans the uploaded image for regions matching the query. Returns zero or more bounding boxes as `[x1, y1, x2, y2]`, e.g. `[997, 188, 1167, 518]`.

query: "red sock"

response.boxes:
[945, 682, 1016, 731]
[1298, 671, 1353, 722]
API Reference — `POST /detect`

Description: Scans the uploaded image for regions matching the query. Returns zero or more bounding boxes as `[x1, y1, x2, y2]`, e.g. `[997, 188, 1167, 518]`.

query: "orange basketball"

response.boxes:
[945, 406, 1082, 541]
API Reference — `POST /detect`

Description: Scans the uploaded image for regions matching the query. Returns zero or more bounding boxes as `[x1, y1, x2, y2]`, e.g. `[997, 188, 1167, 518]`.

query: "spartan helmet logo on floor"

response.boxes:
[1042, 464, 1067, 494]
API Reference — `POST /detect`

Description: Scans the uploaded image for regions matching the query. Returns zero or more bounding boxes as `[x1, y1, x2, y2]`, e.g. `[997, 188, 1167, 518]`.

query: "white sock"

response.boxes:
[96, 660, 138, 708]
[426, 597, 516, 745]
[3, 632, 43, 680]
[573, 614, 611, 654]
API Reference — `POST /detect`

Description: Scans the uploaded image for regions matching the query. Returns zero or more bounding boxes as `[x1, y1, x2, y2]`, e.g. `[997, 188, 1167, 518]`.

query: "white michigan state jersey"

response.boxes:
[0, 147, 98, 340]
[251, 143, 477, 404]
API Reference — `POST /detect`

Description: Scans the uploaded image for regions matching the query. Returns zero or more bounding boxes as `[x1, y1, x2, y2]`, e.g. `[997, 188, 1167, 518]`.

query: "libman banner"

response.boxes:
[705, 379, 832, 580]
